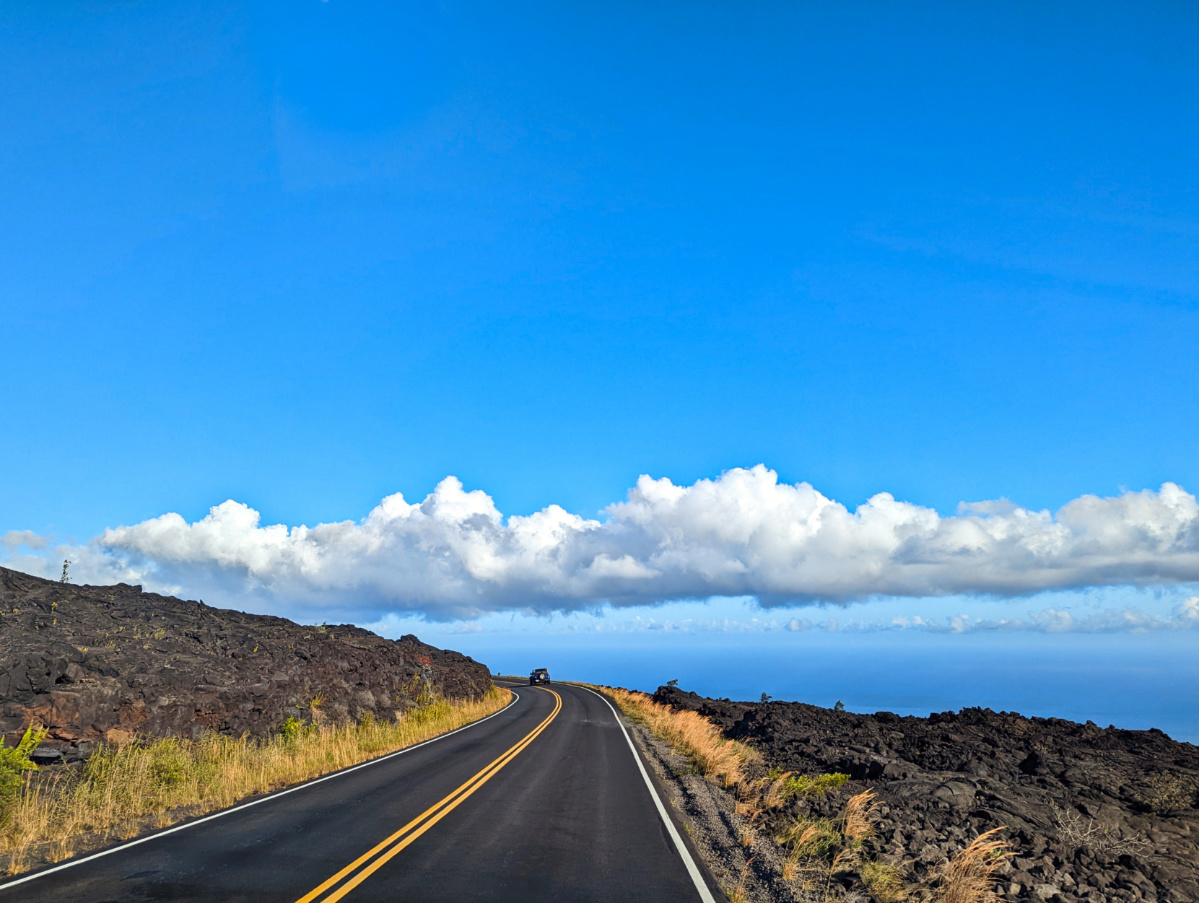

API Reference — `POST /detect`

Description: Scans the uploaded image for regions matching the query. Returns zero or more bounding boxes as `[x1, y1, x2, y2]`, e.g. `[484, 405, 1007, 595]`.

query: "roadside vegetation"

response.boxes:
[0, 686, 510, 876]
[600, 686, 757, 788]
[598, 686, 1012, 903]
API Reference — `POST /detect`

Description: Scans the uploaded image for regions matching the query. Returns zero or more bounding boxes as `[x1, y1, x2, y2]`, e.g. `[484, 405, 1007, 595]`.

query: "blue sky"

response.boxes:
[3, 2, 1198, 729]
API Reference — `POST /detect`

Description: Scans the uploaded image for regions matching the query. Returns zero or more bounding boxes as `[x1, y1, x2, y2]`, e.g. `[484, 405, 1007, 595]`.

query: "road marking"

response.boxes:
[575, 685, 718, 903]
[297, 687, 562, 903]
[0, 689, 519, 894]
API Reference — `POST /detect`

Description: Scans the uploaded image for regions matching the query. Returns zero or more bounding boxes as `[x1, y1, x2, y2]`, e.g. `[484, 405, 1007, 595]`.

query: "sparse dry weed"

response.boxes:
[0, 687, 510, 876]
[729, 856, 755, 903]
[1050, 802, 1146, 858]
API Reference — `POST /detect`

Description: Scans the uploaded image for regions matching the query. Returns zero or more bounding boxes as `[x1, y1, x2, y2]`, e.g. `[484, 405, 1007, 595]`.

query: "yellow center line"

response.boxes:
[295, 687, 562, 903]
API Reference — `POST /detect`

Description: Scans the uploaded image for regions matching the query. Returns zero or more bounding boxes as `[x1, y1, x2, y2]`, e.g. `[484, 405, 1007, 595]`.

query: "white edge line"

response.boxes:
[0, 688, 521, 893]
[575, 685, 717, 903]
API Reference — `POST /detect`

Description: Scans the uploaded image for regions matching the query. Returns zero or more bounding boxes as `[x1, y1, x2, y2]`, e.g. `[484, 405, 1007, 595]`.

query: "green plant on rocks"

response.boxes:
[1144, 772, 1194, 816]
[280, 716, 311, 741]
[764, 767, 849, 801]
[0, 726, 47, 822]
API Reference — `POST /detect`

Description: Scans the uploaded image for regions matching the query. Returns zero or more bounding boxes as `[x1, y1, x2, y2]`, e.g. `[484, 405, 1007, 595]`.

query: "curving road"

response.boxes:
[1, 682, 719, 902]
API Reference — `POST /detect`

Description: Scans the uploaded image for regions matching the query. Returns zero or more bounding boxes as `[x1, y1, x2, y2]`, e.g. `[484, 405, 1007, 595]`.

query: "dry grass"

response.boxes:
[843, 789, 879, 845]
[933, 828, 1013, 903]
[599, 687, 757, 788]
[776, 788, 906, 900]
[0, 687, 511, 876]
[761, 771, 794, 810]
[860, 860, 908, 902]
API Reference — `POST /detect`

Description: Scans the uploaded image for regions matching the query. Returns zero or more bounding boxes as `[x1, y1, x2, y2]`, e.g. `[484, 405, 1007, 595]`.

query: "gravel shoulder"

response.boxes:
[623, 714, 801, 903]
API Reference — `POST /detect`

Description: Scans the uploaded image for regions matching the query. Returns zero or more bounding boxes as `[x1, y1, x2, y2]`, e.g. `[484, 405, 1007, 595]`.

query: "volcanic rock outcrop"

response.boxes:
[654, 685, 1199, 903]
[0, 567, 491, 757]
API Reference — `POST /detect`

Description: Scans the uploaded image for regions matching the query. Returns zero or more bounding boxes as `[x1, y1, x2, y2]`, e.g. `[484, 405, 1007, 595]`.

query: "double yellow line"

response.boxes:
[295, 687, 562, 903]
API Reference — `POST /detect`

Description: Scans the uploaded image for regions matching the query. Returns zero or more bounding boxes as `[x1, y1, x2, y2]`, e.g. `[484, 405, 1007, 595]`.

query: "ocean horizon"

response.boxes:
[420, 629, 1198, 745]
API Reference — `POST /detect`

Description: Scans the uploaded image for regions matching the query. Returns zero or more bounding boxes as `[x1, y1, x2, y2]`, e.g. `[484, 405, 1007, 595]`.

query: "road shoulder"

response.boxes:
[615, 708, 799, 903]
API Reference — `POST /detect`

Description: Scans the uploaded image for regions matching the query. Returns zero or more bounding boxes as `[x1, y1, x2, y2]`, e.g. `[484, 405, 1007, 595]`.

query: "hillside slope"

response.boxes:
[0, 566, 491, 757]
[655, 685, 1199, 903]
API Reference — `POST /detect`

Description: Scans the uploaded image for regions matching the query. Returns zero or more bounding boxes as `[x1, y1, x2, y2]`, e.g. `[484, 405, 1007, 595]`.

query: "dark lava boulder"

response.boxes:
[0, 566, 492, 757]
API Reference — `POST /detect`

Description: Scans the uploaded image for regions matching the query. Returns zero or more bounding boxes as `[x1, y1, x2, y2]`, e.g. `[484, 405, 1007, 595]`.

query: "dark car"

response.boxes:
[529, 668, 551, 685]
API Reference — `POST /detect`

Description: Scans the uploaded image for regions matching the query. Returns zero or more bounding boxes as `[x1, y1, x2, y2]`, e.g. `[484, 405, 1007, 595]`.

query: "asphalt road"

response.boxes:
[1, 682, 720, 902]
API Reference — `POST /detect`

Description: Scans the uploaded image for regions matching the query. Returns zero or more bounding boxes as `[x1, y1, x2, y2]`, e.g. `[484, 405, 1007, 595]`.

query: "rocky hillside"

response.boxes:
[654, 686, 1199, 903]
[0, 567, 491, 759]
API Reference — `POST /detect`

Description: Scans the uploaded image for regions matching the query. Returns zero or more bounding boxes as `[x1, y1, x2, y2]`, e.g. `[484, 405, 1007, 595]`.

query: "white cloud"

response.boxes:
[1177, 596, 1199, 622]
[2, 530, 47, 550]
[902, 603, 1199, 634]
[4, 466, 1199, 621]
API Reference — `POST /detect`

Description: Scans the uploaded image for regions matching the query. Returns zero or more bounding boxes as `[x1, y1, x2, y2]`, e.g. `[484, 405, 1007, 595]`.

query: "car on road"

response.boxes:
[529, 668, 551, 685]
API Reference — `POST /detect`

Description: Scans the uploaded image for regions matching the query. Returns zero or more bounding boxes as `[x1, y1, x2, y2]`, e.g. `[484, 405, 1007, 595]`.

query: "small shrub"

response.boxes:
[781, 771, 849, 800]
[280, 716, 306, 741]
[1144, 772, 1194, 816]
[0, 726, 47, 821]
[833, 700, 846, 712]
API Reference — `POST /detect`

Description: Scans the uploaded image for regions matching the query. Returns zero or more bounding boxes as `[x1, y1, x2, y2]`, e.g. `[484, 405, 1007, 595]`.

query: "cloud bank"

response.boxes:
[5, 466, 1199, 620]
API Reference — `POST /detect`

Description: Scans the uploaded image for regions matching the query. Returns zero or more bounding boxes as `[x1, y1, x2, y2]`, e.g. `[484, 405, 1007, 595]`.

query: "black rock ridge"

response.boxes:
[0, 566, 492, 758]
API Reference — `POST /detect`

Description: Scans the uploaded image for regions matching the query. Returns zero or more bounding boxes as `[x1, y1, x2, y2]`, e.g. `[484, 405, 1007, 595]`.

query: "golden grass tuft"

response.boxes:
[843, 789, 879, 844]
[0, 687, 510, 876]
[934, 828, 1013, 903]
[599, 687, 758, 788]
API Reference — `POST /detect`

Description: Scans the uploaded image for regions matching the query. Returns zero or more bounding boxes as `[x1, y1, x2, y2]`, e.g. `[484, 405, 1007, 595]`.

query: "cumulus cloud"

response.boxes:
[5, 466, 1199, 620]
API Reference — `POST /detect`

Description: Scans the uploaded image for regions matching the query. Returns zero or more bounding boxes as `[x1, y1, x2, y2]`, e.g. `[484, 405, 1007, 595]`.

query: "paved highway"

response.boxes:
[1, 682, 719, 902]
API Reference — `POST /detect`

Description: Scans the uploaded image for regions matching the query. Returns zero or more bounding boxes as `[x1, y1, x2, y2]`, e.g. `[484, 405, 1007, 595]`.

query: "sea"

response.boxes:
[421, 630, 1199, 745]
